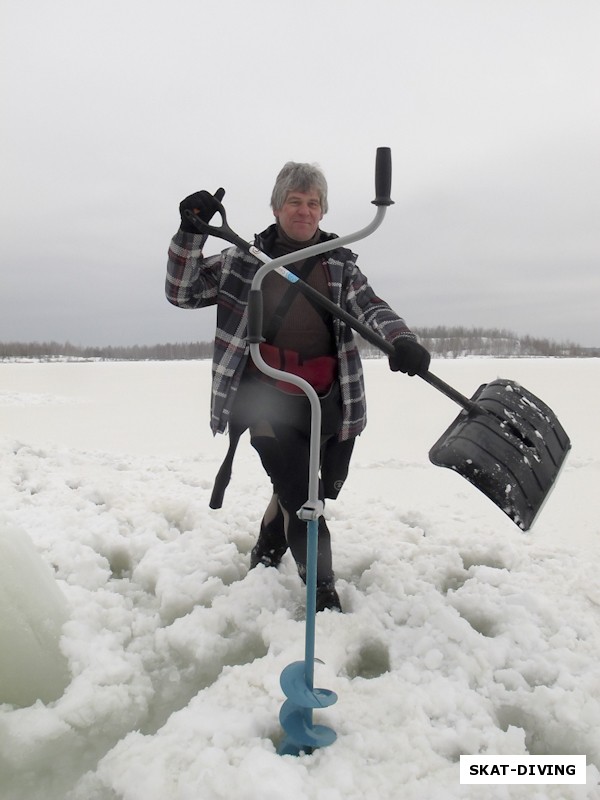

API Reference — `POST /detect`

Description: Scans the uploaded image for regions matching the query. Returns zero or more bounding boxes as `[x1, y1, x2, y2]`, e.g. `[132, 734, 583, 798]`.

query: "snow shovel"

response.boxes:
[184, 155, 570, 533]
[426, 374, 571, 530]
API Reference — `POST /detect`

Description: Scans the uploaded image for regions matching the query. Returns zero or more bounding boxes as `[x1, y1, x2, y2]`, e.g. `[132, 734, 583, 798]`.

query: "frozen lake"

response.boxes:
[0, 358, 598, 799]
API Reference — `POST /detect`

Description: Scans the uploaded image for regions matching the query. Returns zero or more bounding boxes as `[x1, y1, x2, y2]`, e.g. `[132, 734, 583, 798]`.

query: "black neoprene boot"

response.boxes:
[250, 499, 287, 569]
[315, 581, 342, 613]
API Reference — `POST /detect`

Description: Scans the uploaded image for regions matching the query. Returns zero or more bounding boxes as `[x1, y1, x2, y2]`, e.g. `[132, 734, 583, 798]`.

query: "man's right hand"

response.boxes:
[179, 188, 225, 233]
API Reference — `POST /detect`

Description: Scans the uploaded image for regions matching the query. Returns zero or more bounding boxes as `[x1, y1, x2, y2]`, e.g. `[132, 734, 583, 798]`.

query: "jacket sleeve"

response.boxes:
[165, 230, 222, 309]
[342, 255, 416, 344]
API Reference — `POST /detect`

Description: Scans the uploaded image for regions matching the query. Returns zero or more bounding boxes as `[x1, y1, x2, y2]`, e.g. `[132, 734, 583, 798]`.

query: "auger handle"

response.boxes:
[372, 146, 394, 206]
[247, 290, 264, 344]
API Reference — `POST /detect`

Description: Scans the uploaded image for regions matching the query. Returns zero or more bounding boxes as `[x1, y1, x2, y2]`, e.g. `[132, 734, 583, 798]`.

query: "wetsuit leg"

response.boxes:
[250, 426, 334, 585]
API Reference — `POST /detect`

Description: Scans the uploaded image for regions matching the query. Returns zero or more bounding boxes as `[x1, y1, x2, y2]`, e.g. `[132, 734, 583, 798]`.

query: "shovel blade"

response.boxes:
[429, 379, 571, 531]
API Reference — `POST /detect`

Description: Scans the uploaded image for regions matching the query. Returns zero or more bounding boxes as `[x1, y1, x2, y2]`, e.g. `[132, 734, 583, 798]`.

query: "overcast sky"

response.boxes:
[2, 0, 599, 348]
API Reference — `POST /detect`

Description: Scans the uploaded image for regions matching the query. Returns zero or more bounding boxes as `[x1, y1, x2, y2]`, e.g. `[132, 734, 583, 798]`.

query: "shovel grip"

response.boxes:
[183, 208, 250, 252]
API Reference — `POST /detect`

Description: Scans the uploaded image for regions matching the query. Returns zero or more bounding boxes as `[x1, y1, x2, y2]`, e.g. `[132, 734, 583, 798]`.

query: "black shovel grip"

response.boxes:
[183, 206, 250, 252]
[372, 147, 394, 206]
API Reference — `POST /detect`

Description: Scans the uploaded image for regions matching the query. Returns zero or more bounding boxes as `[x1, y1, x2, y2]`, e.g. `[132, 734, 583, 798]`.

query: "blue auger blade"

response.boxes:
[280, 662, 338, 709]
[279, 700, 337, 749]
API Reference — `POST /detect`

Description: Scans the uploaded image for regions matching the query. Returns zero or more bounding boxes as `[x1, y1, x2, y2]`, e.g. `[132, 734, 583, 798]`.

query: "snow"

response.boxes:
[0, 358, 598, 799]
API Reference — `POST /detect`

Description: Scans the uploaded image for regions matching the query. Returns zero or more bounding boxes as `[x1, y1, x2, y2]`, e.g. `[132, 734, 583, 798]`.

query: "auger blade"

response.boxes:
[280, 662, 338, 709]
[279, 701, 337, 749]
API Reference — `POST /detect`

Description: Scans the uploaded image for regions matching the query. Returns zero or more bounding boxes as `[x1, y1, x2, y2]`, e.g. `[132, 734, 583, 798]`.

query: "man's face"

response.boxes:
[274, 189, 323, 241]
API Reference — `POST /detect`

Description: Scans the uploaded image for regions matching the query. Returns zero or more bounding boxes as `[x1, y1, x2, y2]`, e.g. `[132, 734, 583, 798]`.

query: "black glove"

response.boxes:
[388, 338, 430, 376]
[179, 187, 225, 233]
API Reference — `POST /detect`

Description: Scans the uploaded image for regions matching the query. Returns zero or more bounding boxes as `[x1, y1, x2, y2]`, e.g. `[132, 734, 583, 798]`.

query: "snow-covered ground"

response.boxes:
[0, 358, 598, 799]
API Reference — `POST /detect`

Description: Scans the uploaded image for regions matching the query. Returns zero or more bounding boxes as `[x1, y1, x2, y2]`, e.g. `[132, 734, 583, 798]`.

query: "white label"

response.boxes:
[460, 755, 587, 785]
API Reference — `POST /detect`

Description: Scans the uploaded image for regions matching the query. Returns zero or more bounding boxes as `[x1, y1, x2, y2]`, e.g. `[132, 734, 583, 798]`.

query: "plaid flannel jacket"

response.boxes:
[165, 226, 416, 440]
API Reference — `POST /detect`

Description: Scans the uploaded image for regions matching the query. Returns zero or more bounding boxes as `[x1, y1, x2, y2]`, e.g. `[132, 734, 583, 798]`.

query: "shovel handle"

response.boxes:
[257, 271, 478, 413]
[419, 371, 478, 414]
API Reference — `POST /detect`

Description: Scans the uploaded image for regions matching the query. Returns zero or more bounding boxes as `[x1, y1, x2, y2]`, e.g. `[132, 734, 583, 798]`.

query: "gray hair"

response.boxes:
[270, 161, 329, 215]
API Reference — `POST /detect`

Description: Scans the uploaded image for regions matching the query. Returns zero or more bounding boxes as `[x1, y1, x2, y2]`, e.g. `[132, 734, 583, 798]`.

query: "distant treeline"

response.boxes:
[0, 341, 213, 361]
[1, 328, 598, 361]
[358, 327, 598, 359]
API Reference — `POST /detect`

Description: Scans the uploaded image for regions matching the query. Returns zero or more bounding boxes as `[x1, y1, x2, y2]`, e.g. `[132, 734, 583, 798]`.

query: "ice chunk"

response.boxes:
[0, 521, 70, 706]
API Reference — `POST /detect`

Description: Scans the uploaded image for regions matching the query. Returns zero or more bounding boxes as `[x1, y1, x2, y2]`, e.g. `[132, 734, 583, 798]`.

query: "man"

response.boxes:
[166, 162, 430, 612]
